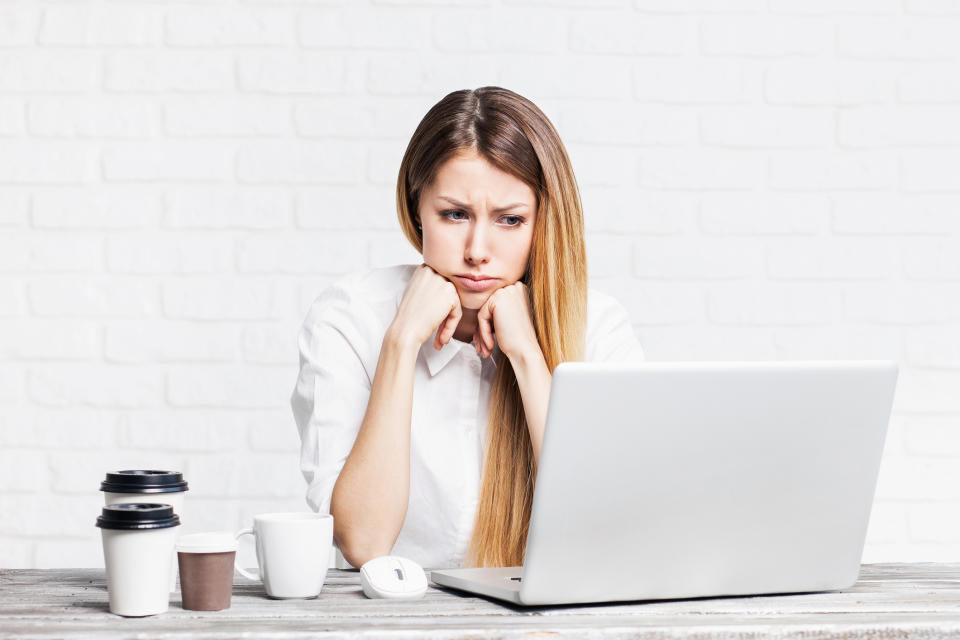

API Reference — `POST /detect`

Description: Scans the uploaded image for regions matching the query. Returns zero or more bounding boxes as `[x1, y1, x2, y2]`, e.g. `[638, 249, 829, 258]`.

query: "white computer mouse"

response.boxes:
[360, 555, 428, 600]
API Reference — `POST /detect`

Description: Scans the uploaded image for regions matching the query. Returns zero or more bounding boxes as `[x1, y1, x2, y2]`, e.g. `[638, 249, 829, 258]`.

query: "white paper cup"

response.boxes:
[101, 470, 189, 593]
[97, 504, 181, 617]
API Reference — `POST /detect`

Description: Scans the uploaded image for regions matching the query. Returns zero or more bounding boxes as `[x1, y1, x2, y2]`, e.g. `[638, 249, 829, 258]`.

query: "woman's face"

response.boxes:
[417, 149, 537, 310]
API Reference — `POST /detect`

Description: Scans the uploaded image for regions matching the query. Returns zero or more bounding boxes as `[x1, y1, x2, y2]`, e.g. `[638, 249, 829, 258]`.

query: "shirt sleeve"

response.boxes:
[585, 290, 646, 363]
[290, 282, 377, 516]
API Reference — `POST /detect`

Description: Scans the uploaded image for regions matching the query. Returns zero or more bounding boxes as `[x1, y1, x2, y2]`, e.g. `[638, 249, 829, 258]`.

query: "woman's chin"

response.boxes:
[458, 289, 490, 310]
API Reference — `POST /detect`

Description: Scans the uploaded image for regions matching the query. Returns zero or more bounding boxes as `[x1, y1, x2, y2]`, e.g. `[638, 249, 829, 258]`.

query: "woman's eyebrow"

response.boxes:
[438, 196, 528, 212]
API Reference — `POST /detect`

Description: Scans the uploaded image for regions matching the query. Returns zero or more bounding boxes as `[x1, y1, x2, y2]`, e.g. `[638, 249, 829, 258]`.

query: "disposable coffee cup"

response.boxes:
[96, 503, 181, 617]
[101, 470, 188, 592]
[176, 533, 238, 611]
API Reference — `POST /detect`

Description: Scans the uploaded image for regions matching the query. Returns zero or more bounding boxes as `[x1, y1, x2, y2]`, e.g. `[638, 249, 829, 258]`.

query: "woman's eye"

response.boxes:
[441, 210, 524, 227]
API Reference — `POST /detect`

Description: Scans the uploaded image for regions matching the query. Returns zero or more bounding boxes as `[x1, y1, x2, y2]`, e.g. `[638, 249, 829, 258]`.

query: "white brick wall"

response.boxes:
[1, 0, 958, 569]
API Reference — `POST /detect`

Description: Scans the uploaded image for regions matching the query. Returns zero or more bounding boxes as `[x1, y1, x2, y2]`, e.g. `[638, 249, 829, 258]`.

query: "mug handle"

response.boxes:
[234, 528, 260, 582]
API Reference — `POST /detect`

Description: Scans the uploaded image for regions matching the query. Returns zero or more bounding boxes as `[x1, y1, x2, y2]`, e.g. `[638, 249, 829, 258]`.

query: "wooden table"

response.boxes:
[2, 564, 959, 638]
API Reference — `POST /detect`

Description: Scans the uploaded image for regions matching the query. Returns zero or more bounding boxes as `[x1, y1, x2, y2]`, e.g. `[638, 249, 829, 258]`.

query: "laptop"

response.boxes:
[430, 360, 899, 606]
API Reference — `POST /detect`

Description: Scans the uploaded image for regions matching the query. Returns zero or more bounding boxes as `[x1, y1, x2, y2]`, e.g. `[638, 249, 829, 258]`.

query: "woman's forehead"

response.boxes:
[428, 155, 534, 204]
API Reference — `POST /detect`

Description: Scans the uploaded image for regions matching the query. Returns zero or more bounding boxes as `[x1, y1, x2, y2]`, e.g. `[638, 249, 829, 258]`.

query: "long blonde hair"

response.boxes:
[395, 87, 588, 567]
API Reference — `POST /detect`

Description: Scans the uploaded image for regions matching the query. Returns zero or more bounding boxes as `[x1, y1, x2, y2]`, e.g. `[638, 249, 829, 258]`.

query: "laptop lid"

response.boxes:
[518, 360, 898, 605]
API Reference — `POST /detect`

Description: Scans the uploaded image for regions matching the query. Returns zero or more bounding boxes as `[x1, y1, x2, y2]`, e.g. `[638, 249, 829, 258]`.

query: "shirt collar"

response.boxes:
[424, 332, 502, 376]
[395, 289, 501, 377]
[422, 327, 465, 376]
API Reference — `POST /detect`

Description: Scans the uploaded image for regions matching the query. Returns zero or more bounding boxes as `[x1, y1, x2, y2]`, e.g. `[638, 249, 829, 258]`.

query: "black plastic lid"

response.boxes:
[96, 503, 181, 530]
[99, 470, 188, 494]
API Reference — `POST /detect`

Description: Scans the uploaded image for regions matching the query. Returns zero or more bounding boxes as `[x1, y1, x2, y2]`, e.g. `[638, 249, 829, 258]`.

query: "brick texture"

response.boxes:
[1, 0, 958, 568]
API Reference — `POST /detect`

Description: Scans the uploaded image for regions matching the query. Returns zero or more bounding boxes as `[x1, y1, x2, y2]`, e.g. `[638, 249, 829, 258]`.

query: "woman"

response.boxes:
[291, 86, 644, 571]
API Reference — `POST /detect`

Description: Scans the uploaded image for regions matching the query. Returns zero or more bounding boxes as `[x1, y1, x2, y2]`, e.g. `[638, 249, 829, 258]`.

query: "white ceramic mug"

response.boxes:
[234, 512, 333, 599]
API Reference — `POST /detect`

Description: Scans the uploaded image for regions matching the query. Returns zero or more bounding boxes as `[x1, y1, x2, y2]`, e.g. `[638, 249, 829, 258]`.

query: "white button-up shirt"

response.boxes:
[290, 263, 645, 569]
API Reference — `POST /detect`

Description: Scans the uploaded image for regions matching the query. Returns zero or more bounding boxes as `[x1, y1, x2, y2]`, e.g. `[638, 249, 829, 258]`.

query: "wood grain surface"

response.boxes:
[1, 564, 959, 638]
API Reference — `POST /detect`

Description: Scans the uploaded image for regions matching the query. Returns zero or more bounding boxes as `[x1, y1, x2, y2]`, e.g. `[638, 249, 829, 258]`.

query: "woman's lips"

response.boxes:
[456, 276, 496, 291]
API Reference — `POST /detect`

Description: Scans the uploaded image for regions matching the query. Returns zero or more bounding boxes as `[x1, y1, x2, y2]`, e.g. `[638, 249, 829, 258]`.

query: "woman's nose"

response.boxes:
[464, 226, 490, 264]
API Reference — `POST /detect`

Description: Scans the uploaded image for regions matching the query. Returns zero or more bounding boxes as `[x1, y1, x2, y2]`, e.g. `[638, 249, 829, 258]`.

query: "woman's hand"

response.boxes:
[473, 281, 540, 361]
[391, 264, 463, 351]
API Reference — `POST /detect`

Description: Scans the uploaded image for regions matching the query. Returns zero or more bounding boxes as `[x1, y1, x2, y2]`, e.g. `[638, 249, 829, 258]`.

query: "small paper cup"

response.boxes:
[176, 532, 238, 611]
